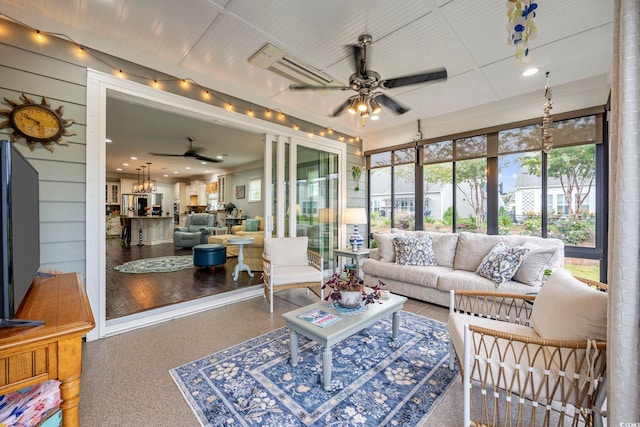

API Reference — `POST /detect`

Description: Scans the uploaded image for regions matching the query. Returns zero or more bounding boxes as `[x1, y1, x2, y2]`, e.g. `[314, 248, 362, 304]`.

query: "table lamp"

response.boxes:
[343, 207, 367, 252]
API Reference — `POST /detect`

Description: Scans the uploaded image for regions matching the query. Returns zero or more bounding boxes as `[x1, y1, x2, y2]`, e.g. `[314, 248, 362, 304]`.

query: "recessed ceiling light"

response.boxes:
[130, 156, 137, 160]
[522, 67, 539, 77]
[216, 155, 223, 159]
[116, 168, 122, 171]
[122, 163, 129, 166]
[163, 174, 169, 177]
[173, 171, 179, 174]
[201, 161, 207, 165]
[204, 170, 210, 173]
[185, 166, 191, 170]
[105, 138, 112, 143]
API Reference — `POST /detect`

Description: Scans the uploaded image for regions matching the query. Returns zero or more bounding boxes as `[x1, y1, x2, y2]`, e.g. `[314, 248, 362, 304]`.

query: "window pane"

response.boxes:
[423, 162, 453, 232]
[369, 167, 392, 233]
[546, 144, 596, 247]
[499, 152, 542, 235]
[564, 257, 600, 282]
[455, 158, 487, 233]
[554, 116, 598, 147]
[370, 152, 392, 168]
[498, 124, 542, 154]
[455, 135, 487, 160]
[393, 163, 415, 230]
[393, 147, 416, 165]
[422, 140, 453, 164]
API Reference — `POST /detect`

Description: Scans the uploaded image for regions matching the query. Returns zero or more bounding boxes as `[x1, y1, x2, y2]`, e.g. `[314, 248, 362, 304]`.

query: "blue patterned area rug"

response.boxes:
[170, 312, 458, 426]
[113, 255, 193, 273]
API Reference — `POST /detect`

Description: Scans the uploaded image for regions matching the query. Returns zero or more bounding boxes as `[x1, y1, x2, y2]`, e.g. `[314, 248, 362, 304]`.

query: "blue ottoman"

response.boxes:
[193, 243, 227, 269]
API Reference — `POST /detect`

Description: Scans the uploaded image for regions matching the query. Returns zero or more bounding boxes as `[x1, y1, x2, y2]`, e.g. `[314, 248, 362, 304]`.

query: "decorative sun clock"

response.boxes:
[0, 93, 75, 152]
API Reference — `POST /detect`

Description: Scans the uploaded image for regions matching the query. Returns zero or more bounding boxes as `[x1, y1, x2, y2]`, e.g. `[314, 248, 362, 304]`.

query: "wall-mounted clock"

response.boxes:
[0, 93, 75, 152]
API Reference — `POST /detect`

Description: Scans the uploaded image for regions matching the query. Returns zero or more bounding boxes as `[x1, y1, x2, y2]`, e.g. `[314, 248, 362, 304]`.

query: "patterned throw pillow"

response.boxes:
[476, 242, 530, 286]
[392, 235, 437, 266]
[243, 219, 260, 232]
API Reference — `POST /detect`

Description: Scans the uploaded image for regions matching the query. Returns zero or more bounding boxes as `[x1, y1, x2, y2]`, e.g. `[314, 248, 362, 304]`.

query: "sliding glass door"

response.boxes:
[267, 137, 342, 272]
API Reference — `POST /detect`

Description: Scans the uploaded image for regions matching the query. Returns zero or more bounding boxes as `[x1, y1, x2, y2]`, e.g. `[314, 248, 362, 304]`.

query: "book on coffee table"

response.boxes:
[297, 309, 341, 328]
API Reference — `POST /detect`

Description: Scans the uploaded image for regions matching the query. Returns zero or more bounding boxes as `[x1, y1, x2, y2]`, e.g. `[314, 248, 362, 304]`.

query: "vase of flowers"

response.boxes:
[322, 267, 384, 308]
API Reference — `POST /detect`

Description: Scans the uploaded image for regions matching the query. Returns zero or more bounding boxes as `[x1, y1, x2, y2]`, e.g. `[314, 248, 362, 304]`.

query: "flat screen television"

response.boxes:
[0, 139, 44, 327]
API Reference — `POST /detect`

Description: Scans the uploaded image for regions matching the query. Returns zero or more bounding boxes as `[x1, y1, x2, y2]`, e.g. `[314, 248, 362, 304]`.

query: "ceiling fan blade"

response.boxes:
[376, 94, 410, 115]
[289, 84, 349, 91]
[381, 68, 447, 89]
[331, 99, 353, 117]
[149, 152, 185, 157]
[192, 153, 223, 163]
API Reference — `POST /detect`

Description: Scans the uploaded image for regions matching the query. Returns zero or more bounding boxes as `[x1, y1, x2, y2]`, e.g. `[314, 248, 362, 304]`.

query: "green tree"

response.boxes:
[423, 163, 451, 207]
[519, 144, 595, 220]
[455, 158, 487, 229]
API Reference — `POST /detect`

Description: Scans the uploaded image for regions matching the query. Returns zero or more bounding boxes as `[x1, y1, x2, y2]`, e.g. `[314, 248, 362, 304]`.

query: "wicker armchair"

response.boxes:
[262, 236, 323, 313]
[447, 269, 608, 427]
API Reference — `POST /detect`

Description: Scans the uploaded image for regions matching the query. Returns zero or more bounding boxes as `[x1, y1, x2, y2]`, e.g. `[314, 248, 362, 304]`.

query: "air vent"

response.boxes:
[248, 43, 335, 87]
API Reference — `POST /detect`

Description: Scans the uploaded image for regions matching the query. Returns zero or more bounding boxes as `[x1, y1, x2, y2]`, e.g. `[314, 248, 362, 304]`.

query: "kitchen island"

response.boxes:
[126, 215, 174, 246]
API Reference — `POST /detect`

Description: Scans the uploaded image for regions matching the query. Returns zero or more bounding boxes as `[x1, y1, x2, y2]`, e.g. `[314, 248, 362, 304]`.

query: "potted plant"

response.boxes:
[322, 267, 384, 308]
[351, 165, 363, 191]
[224, 202, 236, 213]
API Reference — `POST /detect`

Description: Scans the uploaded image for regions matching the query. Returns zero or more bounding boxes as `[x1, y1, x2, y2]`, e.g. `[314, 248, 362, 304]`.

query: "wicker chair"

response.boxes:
[262, 236, 323, 313]
[447, 269, 608, 427]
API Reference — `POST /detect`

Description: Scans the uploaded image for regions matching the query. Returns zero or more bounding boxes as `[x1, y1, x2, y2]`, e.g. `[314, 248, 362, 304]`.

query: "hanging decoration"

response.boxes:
[542, 71, 553, 153]
[506, 1, 538, 64]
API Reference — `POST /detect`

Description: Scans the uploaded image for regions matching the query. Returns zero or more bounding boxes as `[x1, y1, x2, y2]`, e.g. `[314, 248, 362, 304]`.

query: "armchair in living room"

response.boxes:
[447, 269, 608, 427]
[262, 236, 323, 313]
[173, 213, 216, 248]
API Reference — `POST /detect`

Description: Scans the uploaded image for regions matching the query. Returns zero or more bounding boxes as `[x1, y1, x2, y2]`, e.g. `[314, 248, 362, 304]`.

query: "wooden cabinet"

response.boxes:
[106, 181, 120, 215]
[0, 273, 95, 427]
[187, 180, 207, 206]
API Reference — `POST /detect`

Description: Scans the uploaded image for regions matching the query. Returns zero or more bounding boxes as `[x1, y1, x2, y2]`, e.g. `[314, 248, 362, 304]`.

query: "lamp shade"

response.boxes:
[343, 207, 367, 225]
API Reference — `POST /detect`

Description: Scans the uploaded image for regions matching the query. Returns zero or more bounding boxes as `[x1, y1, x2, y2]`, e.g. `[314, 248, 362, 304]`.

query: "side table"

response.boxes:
[333, 248, 370, 277]
[228, 237, 255, 281]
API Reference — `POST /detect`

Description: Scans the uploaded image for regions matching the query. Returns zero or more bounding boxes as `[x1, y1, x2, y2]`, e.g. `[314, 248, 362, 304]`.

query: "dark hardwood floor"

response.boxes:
[106, 239, 260, 320]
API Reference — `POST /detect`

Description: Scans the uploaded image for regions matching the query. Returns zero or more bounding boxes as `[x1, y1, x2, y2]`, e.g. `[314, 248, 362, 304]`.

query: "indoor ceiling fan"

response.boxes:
[289, 34, 447, 125]
[150, 137, 223, 163]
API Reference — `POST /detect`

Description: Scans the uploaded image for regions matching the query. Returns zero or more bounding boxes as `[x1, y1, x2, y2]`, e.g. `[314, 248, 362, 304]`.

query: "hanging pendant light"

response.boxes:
[132, 168, 142, 193]
[145, 162, 157, 192]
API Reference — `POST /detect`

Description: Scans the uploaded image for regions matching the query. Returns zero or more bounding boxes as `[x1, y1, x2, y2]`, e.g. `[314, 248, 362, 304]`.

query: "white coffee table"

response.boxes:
[282, 293, 408, 391]
[227, 237, 255, 281]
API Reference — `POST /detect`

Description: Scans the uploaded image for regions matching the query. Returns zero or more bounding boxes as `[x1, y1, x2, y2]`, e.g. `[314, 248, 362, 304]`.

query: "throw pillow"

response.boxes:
[243, 219, 260, 232]
[373, 233, 397, 262]
[476, 242, 530, 286]
[264, 236, 309, 267]
[530, 268, 607, 341]
[393, 235, 437, 266]
[512, 242, 559, 287]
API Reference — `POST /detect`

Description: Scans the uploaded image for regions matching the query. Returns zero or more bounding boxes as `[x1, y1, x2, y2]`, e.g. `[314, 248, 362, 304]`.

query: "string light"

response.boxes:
[1, 13, 359, 144]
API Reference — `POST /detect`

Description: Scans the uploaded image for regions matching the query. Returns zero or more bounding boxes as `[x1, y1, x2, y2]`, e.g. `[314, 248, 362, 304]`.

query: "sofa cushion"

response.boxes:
[373, 233, 397, 262]
[362, 259, 450, 289]
[476, 242, 530, 286]
[453, 232, 504, 272]
[530, 268, 607, 341]
[393, 235, 437, 266]
[264, 236, 309, 267]
[437, 270, 536, 294]
[243, 218, 260, 232]
[512, 242, 560, 287]
[392, 229, 459, 267]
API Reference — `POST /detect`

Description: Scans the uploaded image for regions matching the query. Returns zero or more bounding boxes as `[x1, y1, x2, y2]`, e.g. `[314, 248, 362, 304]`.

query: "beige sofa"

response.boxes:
[362, 231, 564, 307]
[230, 216, 265, 236]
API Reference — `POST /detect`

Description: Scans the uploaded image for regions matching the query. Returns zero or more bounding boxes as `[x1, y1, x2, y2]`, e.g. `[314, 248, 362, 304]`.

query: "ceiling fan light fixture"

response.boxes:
[370, 97, 382, 114]
[357, 96, 368, 112]
[347, 98, 358, 114]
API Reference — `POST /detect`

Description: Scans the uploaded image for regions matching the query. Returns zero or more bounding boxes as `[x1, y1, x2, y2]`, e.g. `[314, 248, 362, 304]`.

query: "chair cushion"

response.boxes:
[476, 242, 529, 287]
[530, 268, 607, 341]
[393, 235, 437, 266]
[264, 236, 309, 266]
[271, 265, 322, 286]
[244, 218, 260, 232]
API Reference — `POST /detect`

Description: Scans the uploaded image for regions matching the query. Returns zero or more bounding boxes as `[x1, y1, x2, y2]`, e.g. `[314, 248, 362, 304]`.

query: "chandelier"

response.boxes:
[347, 92, 382, 127]
[132, 162, 157, 193]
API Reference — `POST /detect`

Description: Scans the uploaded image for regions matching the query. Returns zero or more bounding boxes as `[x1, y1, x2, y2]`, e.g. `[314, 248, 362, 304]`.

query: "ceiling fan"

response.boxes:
[150, 137, 223, 163]
[289, 34, 447, 124]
